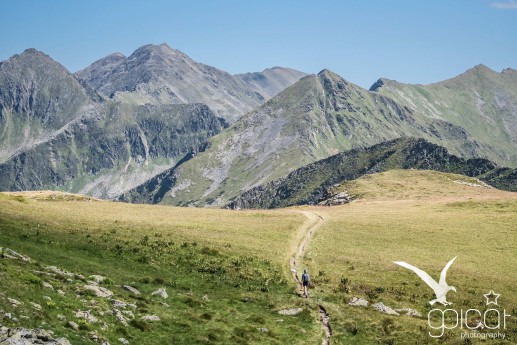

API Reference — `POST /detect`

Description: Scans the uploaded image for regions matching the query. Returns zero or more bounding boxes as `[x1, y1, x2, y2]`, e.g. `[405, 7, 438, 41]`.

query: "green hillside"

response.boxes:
[371, 65, 517, 166]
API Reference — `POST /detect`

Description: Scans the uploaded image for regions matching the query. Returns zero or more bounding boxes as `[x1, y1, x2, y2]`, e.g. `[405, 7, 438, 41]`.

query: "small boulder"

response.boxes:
[74, 310, 98, 323]
[89, 275, 106, 284]
[8, 298, 23, 307]
[113, 309, 129, 326]
[151, 288, 168, 299]
[122, 310, 135, 319]
[30, 302, 42, 310]
[68, 321, 79, 331]
[83, 285, 113, 298]
[121, 285, 141, 295]
[111, 299, 127, 309]
[119, 338, 129, 345]
[372, 302, 399, 316]
[348, 297, 369, 307]
[43, 282, 54, 290]
[278, 308, 304, 315]
[4, 248, 31, 262]
[141, 315, 160, 321]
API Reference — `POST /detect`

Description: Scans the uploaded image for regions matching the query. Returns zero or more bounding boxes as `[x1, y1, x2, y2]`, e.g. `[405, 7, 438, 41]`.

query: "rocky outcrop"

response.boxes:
[372, 302, 399, 316]
[0, 326, 70, 344]
[226, 138, 514, 209]
[318, 191, 354, 206]
[348, 297, 369, 307]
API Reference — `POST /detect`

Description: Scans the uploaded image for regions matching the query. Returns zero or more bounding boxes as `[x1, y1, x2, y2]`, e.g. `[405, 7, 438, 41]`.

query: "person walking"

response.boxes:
[301, 269, 310, 297]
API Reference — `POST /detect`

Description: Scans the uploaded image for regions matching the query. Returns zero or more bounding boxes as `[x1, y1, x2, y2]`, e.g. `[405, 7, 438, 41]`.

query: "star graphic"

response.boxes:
[484, 290, 500, 306]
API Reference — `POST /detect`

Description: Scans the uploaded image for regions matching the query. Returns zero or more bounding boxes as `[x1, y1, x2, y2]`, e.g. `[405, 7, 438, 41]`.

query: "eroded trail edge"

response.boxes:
[290, 211, 332, 345]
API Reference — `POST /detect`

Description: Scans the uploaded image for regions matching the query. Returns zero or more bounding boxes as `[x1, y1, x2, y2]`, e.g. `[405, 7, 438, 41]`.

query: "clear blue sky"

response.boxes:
[1, 0, 516, 88]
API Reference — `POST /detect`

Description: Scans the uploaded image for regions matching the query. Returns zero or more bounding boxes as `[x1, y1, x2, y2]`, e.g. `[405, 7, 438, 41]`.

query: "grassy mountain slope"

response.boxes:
[76, 44, 306, 123]
[370, 65, 517, 166]
[227, 137, 516, 209]
[0, 192, 319, 344]
[121, 70, 493, 207]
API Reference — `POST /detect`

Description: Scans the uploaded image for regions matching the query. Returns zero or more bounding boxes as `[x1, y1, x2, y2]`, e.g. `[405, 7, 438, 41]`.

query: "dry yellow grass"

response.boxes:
[0, 191, 304, 266]
[303, 170, 517, 344]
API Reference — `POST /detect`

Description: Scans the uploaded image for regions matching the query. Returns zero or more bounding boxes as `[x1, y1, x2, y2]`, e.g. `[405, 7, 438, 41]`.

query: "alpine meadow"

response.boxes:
[1, 1, 516, 345]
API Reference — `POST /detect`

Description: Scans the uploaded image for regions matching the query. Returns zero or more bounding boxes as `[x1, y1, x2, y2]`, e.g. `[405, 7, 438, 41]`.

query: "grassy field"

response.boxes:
[304, 170, 517, 344]
[1, 170, 516, 344]
[0, 191, 319, 344]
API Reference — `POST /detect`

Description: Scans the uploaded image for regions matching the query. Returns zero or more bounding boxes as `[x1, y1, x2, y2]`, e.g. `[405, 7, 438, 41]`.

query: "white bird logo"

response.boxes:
[394, 257, 457, 306]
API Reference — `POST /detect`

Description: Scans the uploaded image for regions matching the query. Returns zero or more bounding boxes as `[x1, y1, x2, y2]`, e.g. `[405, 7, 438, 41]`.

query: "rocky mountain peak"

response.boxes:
[2, 48, 66, 72]
[456, 64, 498, 80]
[369, 78, 388, 92]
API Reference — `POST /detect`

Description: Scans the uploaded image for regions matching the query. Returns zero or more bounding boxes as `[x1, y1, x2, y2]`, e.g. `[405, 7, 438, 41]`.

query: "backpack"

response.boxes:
[302, 273, 310, 284]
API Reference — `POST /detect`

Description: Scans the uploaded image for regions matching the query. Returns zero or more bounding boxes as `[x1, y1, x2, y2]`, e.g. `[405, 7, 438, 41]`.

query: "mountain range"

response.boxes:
[0, 44, 516, 206]
[226, 137, 517, 209]
[120, 67, 517, 207]
[0, 45, 305, 198]
[75, 43, 306, 124]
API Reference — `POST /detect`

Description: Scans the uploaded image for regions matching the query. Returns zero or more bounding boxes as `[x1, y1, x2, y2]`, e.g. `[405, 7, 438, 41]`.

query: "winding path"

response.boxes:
[289, 210, 332, 345]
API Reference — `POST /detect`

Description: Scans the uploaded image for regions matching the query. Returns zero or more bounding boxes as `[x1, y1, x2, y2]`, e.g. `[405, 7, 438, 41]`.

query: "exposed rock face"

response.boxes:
[372, 302, 400, 316]
[318, 191, 353, 206]
[74, 53, 126, 90]
[0, 326, 71, 344]
[395, 308, 422, 317]
[0, 49, 100, 163]
[226, 138, 516, 209]
[74, 310, 98, 323]
[76, 44, 306, 123]
[0, 103, 223, 199]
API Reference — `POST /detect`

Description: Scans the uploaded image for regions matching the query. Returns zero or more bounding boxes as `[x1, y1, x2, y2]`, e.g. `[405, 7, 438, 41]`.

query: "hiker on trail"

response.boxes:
[301, 269, 310, 297]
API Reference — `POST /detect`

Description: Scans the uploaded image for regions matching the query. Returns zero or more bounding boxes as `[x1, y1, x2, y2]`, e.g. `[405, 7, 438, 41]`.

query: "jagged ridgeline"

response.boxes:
[227, 138, 517, 209]
[1, 45, 517, 204]
[0, 46, 306, 198]
[122, 68, 517, 207]
[75, 43, 307, 124]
